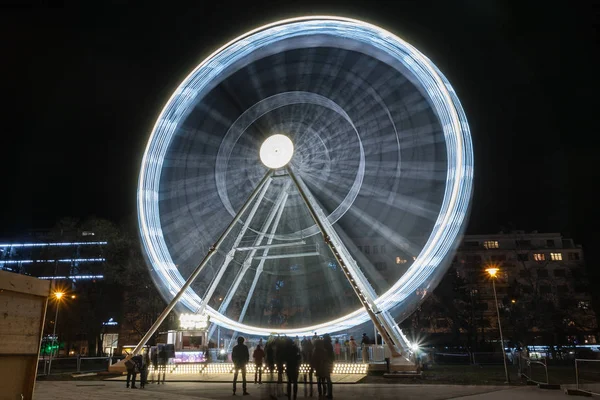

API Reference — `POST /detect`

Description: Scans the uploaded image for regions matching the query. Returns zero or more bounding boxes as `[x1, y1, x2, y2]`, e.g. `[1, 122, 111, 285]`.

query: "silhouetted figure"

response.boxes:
[140, 352, 150, 388]
[323, 334, 334, 398]
[301, 336, 314, 396]
[125, 355, 138, 389]
[361, 333, 370, 363]
[253, 344, 265, 384]
[311, 339, 329, 397]
[232, 336, 250, 396]
[150, 347, 158, 383]
[282, 338, 302, 400]
[157, 347, 167, 384]
[275, 337, 286, 384]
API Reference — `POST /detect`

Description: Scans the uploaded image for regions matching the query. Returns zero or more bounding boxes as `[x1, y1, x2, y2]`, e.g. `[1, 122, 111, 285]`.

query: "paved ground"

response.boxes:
[34, 381, 574, 399]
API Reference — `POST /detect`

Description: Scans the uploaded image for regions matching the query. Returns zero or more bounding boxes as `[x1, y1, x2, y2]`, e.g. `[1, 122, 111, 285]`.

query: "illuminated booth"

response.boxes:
[166, 313, 210, 363]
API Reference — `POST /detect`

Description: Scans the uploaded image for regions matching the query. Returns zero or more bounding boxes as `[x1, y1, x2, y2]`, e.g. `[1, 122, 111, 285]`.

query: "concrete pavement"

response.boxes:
[33, 381, 573, 400]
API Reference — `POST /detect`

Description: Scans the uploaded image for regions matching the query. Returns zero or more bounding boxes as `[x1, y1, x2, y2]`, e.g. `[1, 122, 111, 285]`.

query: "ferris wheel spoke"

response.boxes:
[215, 182, 291, 318]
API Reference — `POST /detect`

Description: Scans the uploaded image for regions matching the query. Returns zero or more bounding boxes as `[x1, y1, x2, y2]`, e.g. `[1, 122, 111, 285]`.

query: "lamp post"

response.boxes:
[485, 266, 510, 383]
[47, 291, 64, 375]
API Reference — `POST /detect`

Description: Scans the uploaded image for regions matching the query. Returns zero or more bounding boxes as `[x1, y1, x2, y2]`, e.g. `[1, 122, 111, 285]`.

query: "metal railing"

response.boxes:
[575, 358, 600, 396]
[38, 356, 123, 375]
[518, 353, 548, 385]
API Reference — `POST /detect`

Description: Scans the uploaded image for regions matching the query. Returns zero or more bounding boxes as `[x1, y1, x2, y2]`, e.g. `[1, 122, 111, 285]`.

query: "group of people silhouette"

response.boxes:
[231, 333, 337, 399]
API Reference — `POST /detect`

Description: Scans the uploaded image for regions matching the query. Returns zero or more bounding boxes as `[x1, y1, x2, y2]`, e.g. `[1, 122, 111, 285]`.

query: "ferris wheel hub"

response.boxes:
[259, 134, 294, 169]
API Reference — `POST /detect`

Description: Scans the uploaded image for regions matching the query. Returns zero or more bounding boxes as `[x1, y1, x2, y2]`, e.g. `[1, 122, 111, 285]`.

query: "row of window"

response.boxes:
[466, 239, 572, 249]
[457, 252, 580, 263]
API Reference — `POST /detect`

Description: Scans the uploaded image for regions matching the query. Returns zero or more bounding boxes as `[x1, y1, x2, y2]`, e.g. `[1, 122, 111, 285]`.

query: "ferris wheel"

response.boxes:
[136, 16, 473, 353]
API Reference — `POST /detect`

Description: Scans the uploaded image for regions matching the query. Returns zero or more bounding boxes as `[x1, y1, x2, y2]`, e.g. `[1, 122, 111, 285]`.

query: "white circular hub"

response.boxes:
[259, 134, 294, 169]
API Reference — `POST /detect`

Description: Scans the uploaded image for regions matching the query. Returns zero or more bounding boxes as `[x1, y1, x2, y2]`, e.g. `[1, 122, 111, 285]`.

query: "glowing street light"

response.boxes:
[47, 290, 71, 375]
[485, 266, 510, 383]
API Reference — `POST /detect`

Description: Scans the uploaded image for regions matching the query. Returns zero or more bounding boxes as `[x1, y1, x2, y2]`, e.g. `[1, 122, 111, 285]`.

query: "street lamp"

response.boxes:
[47, 291, 65, 375]
[485, 266, 510, 383]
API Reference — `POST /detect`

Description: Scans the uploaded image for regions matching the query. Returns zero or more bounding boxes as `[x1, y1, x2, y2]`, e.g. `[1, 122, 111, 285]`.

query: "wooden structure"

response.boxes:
[0, 270, 51, 400]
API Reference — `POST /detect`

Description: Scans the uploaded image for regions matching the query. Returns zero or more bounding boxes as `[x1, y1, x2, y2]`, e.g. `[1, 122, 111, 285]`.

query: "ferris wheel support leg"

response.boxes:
[209, 182, 291, 339]
[194, 177, 272, 317]
[286, 166, 407, 358]
[131, 170, 273, 355]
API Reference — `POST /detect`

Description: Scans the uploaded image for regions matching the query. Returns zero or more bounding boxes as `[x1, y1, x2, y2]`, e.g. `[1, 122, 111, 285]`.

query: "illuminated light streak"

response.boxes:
[137, 17, 473, 337]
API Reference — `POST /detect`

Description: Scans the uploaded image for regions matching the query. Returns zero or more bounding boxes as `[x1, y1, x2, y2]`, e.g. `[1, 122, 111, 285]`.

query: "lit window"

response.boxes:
[550, 253, 562, 261]
[484, 241, 499, 249]
[412, 256, 417, 261]
[396, 257, 407, 264]
[533, 253, 545, 261]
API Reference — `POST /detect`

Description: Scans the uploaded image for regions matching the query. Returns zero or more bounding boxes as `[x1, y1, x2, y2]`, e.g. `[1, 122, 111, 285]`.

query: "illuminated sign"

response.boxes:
[103, 317, 118, 326]
[179, 313, 210, 330]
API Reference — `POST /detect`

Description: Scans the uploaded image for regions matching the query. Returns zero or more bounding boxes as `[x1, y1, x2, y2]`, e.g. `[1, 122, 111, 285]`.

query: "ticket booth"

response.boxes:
[167, 313, 210, 363]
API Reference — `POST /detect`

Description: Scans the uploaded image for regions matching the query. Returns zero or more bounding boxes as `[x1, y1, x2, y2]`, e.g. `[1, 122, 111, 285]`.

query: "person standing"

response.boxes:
[124, 355, 138, 389]
[349, 336, 358, 363]
[334, 339, 341, 361]
[232, 336, 250, 396]
[283, 338, 302, 400]
[361, 333, 370, 363]
[140, 351, 150, 388]
[323, 335, 334, 399]
[311, 339, 328, 398]
[252, 344, 265, 384]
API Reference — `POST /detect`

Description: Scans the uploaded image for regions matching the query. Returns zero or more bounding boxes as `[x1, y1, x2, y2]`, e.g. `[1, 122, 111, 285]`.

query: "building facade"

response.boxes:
[404, 231, 597, 348]
[0, 229, 117, 356]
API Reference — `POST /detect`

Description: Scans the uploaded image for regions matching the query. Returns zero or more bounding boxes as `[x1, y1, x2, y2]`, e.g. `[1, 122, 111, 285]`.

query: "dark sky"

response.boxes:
[1, 1, 597, 247]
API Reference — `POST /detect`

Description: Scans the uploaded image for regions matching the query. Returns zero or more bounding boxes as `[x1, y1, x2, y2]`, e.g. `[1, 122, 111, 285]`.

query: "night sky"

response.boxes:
[1, 2, 597, 250]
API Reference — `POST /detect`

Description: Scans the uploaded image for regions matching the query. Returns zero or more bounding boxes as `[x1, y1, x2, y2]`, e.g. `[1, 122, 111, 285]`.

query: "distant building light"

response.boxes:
[395, 257, 407, 264]
[550, 252, 562, 261]
[0, 241, 107, 248]
[0, 258, 106, 264]
[82, 231, 95, 236]
[483, 241, 499, 249]
[533, 253, 545, 262]
[38, 275, 104, 280]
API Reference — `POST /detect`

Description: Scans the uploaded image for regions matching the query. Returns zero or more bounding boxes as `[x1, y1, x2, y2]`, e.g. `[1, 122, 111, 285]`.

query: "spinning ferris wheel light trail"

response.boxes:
[134, 16, 474, 357]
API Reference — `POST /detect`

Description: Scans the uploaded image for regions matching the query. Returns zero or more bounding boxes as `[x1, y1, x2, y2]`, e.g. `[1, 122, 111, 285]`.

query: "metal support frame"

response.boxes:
[235, 241, 306, 252]
[208, 182, 290, 339]
[226, 186, 290, 346]
[131, 170, 273, 355]
[286, 166, 406, 358]
[193, 177, 272, 317]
